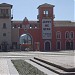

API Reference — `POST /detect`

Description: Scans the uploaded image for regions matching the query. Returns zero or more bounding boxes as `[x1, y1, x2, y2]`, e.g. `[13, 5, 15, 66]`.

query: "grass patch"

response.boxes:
[12, 60, 47, 75]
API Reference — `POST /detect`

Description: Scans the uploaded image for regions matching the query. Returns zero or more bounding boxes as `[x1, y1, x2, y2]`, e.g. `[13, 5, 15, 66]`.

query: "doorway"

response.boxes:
[45, 41, 51, 51]
[1, 42, 8, 51]
[66, 41, 73, 50]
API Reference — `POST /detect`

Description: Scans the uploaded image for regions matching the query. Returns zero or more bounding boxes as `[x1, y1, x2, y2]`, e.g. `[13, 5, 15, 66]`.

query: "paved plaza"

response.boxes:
[0, 50, 75, 75]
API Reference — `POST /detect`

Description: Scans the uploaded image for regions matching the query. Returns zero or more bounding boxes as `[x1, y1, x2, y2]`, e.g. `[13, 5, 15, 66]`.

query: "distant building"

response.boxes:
[0, 3, 75, 51]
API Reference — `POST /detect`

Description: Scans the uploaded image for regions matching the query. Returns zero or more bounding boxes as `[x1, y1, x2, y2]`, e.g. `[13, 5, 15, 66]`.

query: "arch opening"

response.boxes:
[45, 41, 51, 51]
[20, 34, 32, 51]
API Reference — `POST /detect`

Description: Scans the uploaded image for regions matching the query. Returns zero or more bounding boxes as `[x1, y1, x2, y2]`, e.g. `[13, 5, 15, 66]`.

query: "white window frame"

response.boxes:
[56, 31, 61, 39]
[70, 31, 74, 39]
[43, 10, 49, 16]
[65, 31, 69, 39]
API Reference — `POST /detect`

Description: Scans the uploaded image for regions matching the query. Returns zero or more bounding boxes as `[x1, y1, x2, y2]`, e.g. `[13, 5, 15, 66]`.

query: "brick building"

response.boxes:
[0, 3, 75, 51]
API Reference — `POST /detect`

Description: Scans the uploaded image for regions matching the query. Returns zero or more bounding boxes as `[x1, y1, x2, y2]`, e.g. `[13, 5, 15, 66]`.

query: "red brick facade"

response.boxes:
[12, 3, 75, 51]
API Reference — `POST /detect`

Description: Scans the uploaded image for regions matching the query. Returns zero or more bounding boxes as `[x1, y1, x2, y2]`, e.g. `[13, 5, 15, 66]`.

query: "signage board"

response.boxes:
[42, 19, 52, 39]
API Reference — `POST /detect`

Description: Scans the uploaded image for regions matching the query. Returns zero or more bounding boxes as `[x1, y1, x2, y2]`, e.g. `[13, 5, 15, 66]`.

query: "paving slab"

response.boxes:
[0, 59, 19, 75]
[35, 54, 75, 69]
[0, 59, 10, 75]
[7, 59, 19, 75]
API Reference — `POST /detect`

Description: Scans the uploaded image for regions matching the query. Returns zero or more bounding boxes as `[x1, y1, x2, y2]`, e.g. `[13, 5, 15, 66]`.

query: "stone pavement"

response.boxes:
[0, 50, 74, 75]
[0, 59, 19, 75]
[36, 54, 75, 69]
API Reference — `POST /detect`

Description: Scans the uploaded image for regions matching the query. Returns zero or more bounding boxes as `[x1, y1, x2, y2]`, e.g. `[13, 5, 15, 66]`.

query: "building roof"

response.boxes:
[37, 3, 54, 9]
[22, 17, 29, 25]
[0, 3, 12, 8]
[12, 20, 75, 27]
[54, 21, 75, 27]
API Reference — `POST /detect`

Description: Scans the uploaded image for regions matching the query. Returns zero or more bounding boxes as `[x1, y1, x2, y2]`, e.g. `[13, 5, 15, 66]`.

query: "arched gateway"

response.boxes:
[44, 41, 51, 51]
[20, 34, 32, 50]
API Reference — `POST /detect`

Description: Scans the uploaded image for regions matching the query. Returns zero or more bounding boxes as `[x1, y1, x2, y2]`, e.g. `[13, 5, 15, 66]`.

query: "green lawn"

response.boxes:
[12, 60, 47, 75]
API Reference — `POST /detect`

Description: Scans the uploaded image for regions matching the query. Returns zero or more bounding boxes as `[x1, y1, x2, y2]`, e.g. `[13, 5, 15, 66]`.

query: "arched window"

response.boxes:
[3, 23, 6, 29]
[70, 31, 74, 39]
[56, 31, 61, 39]
[65, 31, 69, 39]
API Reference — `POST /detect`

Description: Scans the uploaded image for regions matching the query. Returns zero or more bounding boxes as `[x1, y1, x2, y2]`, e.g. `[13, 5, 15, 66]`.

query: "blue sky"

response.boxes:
[0, 0, 74, 21]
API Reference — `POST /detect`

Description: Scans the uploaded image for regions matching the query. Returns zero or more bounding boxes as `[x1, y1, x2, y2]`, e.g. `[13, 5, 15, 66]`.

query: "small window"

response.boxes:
[30, 24, 32, 29]
[14, 25, 17, 28]
[35, 25, 37, 28]
[1, 9, 8, 14]
[6, 9, 9, 14]
[56, 31, 61, 39]
[65, 31, 69, 39]
[18, 24, 22, 28]
[20, 24, 22, 28]
[3, 23, 6, 29]
[3, 33, 6, 36]
[44, 10, 48, 15]
[70, 31, 74, 39]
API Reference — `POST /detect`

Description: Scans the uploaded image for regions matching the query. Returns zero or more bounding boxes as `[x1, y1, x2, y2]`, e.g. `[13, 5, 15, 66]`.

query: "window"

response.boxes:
[3, 23, 6, 29]
[43, 10, 49, 16]
[70, 31, 74, 39]
[44, 10, 48, 15]
[65, 31, 69, 39]
[30, 24, 32, 29]
[1, 9, 8, 14]
[14, 25, 17, 28]
[18, 24, 22, 28]
[56, 31, 61, 39]
[6, 9, 9, 14]
[20, 24, 22, 28]
[35, 25, 37, 28]
[3, 33, 6, 36]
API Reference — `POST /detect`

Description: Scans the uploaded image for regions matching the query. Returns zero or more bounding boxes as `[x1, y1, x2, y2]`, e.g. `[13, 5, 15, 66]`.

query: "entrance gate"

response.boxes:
[45, 41, 51, 51]
[20, 34, 32, 50]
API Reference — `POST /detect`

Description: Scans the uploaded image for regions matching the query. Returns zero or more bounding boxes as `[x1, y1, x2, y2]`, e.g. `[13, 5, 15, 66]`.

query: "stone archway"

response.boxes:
[20, 34, 32, 50]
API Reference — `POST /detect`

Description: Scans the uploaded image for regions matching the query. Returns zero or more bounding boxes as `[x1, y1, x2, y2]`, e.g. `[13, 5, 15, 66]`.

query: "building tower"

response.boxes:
[0, 3, 13, 51]
[37, 3, 55, 51]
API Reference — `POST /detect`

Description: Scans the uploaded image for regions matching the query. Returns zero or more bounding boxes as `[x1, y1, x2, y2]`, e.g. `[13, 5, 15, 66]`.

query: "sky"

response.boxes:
[0, 0, 74, 21]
